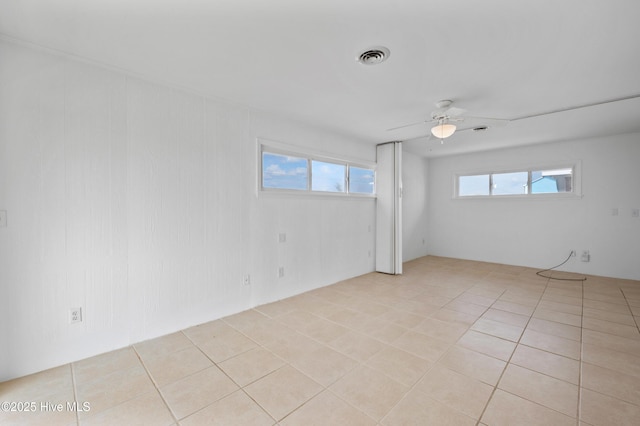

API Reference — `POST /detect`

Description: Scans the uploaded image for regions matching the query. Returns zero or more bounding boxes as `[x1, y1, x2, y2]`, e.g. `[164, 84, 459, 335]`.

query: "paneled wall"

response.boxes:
[0, 39, 376, 381]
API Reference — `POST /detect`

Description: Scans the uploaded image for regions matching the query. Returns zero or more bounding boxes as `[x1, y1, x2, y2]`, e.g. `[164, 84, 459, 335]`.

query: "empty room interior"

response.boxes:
[1, 1, 640, 425]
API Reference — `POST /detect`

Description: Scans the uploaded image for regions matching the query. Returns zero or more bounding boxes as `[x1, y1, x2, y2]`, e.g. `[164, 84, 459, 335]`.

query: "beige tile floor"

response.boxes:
[2, 256, 640, 425]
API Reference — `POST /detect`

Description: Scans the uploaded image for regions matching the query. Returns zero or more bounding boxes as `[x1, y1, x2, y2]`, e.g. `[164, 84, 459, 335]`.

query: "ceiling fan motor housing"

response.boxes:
[435, 100, 453, 109]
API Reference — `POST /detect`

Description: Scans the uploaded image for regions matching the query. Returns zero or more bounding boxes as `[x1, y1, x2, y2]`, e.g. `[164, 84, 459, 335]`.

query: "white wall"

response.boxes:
[402, 149, 429, 261]
[427, 134, 640, 280]
[0, 39, 375, 381]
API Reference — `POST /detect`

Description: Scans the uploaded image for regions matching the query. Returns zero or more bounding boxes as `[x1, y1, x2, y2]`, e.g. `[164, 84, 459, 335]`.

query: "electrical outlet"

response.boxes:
[69, 308, 82, 324]
[0, 210, 7, 228]
[243, 274, 251, 286]
[278, 233, 287, 243]
[581, 250, 590, 262]
[278, 267, 285, 278]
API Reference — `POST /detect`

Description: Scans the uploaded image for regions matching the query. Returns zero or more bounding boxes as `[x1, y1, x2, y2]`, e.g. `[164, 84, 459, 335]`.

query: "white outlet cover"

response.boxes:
[69, 308, 82, 324]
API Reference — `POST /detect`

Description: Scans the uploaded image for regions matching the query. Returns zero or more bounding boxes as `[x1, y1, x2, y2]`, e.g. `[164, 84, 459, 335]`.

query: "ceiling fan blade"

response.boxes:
[462, 116, 510, 127]
[386, 120, 426, 131]
[452, 126, 477, 133]
[401, 133, 432, 143]
[386, 118, 437, 132]
[509, 93, 640, 121]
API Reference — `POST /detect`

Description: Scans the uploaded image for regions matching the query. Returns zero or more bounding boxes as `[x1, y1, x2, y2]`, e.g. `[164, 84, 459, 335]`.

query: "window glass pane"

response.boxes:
[349, 166, 375, 194]
[311, 160, 346, 192]
[492, 172, 528, 195]
[531, 168, 573, 194]
[262, 152, 308, 190]
[459, 175, 489, 196]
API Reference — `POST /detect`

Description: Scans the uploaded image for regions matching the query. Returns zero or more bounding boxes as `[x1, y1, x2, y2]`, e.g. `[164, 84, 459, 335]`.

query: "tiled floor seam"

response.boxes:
[378, 287, 500, 425]
[620, 288, 640, 333]
[217, 303, 412, 423]
[189, 319, 367, 424]
[131, 344, 180, 425]
[181, 330, 287, 423]
[70, 363, 80, 426]
[272, 385, 325, 424]
[220, 315, 363, 385]
[294, 308, 443, 423]
[474, 274, 553, 425]
[577, 273, 585, 425]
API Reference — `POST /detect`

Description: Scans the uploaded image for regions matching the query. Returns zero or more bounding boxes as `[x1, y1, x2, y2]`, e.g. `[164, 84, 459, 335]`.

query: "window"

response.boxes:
[262, 152, 308, 190]
[492, 172, 528, 196]
[530, 168, 573, 194]
[260, 141, 375, 196]
[456, 164, 578, 198]
[459, 174, 490, 196]
[349, 166, 375, 195]
[311, 160, 346, 193]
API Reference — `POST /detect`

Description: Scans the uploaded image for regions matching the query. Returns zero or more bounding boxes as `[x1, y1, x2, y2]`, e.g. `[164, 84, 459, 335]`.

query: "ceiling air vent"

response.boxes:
[357, 47, 390, 65]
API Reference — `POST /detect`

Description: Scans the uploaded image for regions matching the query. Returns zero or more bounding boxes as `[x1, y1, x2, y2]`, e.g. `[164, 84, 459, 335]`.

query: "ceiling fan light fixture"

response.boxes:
[431, 123, 456, 139]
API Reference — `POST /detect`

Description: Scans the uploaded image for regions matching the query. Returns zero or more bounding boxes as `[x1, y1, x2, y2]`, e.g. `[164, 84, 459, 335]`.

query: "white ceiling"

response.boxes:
[2, 0, 639, 157]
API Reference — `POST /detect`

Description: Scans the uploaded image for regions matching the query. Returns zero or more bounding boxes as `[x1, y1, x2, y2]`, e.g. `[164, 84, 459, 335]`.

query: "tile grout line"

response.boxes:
[474, 272, 554, 426]
[383, 271, 569, 424]
[276, 277, 484, 423]
[385, 275, 510, 424]
[375, 278, 504, 426]
[194, 316, 351, 423]
[69, 362, 80, 426]
[219, 311, 373, 422]
[619, 288, 640, 334]
[269, 301, 432, 424]
[443, 286, 501, 426]
[179, 328, 280, 424]
[131, 344, 180, 426]
[577, 275, 585, 426]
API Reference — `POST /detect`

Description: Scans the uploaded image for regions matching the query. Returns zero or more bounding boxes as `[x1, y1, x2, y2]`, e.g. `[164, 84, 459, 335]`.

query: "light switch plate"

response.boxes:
[0, 210, 7, 227]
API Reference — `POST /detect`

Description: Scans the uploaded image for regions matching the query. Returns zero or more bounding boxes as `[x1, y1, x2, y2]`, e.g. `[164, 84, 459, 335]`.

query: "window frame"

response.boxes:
[454, 161, 582, 199]
[258, 139, 376, 198]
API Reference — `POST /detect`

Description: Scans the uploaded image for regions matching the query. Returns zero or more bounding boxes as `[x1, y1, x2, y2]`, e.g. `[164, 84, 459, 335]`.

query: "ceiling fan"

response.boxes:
[387, 100, 508, 141]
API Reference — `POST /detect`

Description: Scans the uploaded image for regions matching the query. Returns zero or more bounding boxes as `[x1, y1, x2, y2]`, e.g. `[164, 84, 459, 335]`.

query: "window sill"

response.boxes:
[453, 192, 583, 201]
[259, 189, 376, 199]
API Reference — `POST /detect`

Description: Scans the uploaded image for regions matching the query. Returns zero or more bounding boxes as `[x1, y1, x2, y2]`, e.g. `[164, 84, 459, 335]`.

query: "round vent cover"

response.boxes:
[357, 46, 390, 65]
